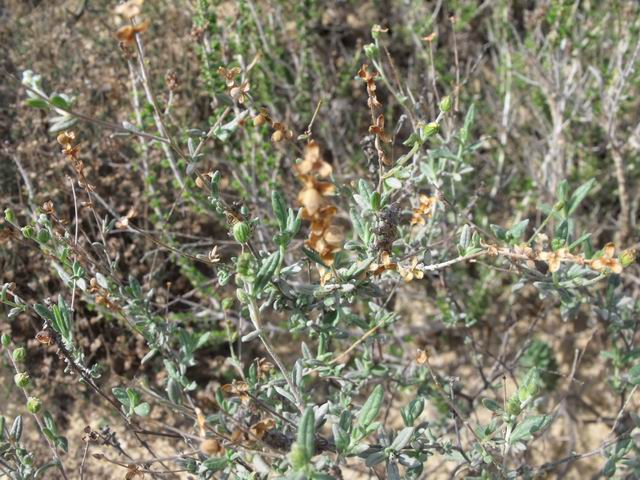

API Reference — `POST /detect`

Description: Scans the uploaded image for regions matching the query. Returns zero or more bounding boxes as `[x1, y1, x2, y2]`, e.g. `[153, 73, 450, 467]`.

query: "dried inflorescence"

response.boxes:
[296, 141, 343, 267]
[57, 131, 95, 195]
[358, 64, 392, 166]
[506, 237, 632, 275]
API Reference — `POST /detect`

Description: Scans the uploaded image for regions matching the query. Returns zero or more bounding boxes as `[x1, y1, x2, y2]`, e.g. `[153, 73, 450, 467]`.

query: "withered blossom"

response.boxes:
[295, 140, 332, 177]
[411, 194, 437, 226]
[218, 66, 241, 87]
[114, 0, 144, 18]
[590, 243, 623, 274]
[116, 20, 150, 44]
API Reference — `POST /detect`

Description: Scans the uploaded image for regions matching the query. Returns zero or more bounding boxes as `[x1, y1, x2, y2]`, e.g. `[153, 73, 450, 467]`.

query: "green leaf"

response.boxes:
[384, 177, 402, 189]
[112, 387, 130, 408]
[357, 384, 384, 428]
[490, 224, 508, 241]
[10, 416, 22, 442]
[628, 364, 640, 385]
[509, 414, 552, 444]
[34, 304, 54, 322]
[556, 180, 569, 204]
[301, 246, 330, 268]
[133, 402, 151, 417]
[126, 388, 141, 407]
[202, 457, 228, 473]
[49, 95, 69, 110]
[567, 179, 595, 216]
[602, 457, 616, 477]
[272, 190, 288, 231]
[482, 398, 502, 413]
[48, 115, 77, 134]
[24, 98, 50, 110]
[390, 427, 414, 451]
[508, 219, 529, 241]
[297, 407, 316, 463]
[253, 251, 281, 294]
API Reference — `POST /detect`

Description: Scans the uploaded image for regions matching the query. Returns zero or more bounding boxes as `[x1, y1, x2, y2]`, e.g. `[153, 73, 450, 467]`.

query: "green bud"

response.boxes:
[221, 297, 234, 310]
[236, 253, 254, 277]
[423, 122, 440, 138]
[363, 43, 379, 59]
[505, 396, 521, 416]
[1, 334, 10, 348]
[36, 229, 50, 244]
[12, 347, 26, 363]
[14, 372, 30, 389]
[4, 208, 15, 223]
[21, 226, 34, 239]
[371, 24, 388, 40]
[551, 238, 565, 251]
[620, 249, 636, 268]
[232, 222, 251, 243]
[26, 397, 42, 414]
[439, 96, 452, 113]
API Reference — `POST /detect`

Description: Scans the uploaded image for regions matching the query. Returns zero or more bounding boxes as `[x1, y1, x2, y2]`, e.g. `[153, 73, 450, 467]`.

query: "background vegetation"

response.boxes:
[1, 0, 639, 478]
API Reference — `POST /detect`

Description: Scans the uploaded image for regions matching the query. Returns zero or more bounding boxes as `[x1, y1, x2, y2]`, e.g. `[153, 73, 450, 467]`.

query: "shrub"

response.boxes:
[1, 1, 639, 479]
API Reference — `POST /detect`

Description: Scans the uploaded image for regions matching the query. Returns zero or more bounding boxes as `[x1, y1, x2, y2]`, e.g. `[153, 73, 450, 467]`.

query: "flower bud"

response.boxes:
[14, 372, 30, 389]
[232, 222, 251, 243]
[620, 249, 636, 268]
[363, 43, 379, 58]
[21, 226, 34, 239]
[12, 347, 26, 363]
[36, 229, 50, 244]
[439, 96, 452, 113]
[4, 208, 15, 223]
[423, 122, 439, 138]
[1, 334, 10, 348]
[26, 397, 42, 414]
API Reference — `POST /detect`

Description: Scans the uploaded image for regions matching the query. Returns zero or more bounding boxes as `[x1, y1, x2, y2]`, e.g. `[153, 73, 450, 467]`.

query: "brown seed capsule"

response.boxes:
[253, 113, 266, 127]
[271, 129, 284, 142]
[200, 438, 223, 455]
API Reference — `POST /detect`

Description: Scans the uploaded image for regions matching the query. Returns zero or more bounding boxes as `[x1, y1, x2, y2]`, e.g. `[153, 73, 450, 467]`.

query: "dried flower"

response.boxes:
[35, 330, 54, 345]
[218, 66, 241, 88]
[250, 418, 276, 439]
[295, 141, 332, 177]
[116, 20, 150, 44]
[221, 381, 250, 403]
[422, 33, 437, 43]
[416, 349, 429, 365]
[114, 0, 144, 18]
[229, 80, 250, 104]
[298, 176, 335, 218]
[42, 200, 55, 215]
[116, 208, 136, 229]
[590, 243, 623, 274]
[411, 195, 437, 226]
[399, 257, 424, 282]
[369, 114, 391, 143]
[358, 64, 382, 109]
[271, 122, 293, 143]
[369, 251, 398, 276]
